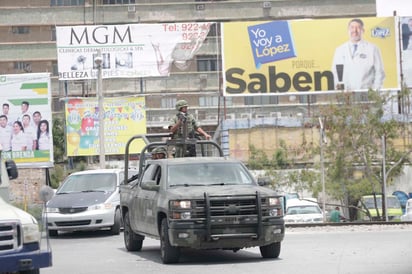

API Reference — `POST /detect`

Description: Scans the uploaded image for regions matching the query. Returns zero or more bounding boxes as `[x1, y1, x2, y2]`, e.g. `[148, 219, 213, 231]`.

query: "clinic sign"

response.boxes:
[56, 23, 212, 80]
[222, 17, 398, 95]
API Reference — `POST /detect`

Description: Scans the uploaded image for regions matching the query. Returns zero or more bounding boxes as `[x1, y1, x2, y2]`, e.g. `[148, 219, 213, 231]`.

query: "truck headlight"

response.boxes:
[172, 211, 191, 219]
[170, 200, 193, 220]
[23, 222, 40, 243]
[171, 200, 191, 209]
[269, 197, 280, 206]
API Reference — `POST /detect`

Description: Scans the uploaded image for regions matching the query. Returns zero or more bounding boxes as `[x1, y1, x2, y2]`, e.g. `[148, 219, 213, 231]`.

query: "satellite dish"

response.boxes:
[39, 185, 55, 203]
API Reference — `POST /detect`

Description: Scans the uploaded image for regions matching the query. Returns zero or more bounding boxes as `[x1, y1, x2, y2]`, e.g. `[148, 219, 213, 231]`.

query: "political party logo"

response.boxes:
[248, 21, 296, 69]
[371, 27, 390, 38]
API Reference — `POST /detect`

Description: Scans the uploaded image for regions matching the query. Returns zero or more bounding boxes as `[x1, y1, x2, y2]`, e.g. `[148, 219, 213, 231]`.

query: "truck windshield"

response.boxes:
[167, 163, 254, 187]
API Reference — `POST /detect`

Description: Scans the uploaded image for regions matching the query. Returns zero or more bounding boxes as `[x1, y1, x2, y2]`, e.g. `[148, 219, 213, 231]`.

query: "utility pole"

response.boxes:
[94, 50, 105, 169]
[319, 117, 326, 222]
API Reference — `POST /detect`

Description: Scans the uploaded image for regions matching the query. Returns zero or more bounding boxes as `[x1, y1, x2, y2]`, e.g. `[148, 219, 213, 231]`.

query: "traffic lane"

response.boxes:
[42, 228, 412, 274]
[282, 227, 412, 274]
[42, 230, 277, 274]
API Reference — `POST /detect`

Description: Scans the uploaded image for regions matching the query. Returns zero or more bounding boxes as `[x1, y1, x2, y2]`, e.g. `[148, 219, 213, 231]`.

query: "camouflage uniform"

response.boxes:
[169, 112, 200, 157]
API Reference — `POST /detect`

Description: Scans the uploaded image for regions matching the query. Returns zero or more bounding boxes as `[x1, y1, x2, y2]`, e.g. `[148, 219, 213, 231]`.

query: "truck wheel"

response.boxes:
[20, 269, 39, 274]
[123, 211, 143, 251]
[110, 208, 121, 235]
[260, 242, 281, 258]
[48, 229, 58, 237]
[160, 218, 180, 264]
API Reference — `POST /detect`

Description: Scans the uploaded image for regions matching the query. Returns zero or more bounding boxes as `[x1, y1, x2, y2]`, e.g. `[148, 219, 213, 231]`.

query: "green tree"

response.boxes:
[319, 89, 411, 220]
[52, 115, 66, 164]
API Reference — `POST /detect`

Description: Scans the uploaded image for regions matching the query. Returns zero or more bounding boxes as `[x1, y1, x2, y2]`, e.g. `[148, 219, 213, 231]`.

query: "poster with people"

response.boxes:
[56, 22, 213, 80]
[65, 96, 146, 156]
[222, 17, 399, 95]
[0, 73, 53, 167]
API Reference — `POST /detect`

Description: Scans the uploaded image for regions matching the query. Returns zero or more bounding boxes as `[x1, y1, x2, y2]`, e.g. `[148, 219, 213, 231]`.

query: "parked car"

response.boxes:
[401, 198, 412, 221]
[284, 198, 323, 224]
[357, 194, 403, 221]
[43, 169, 138, 237]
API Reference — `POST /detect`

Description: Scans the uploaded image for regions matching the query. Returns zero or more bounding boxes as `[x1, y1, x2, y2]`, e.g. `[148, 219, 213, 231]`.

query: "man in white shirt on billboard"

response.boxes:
[332, 18, 385, 91]
[0, 115, 12, 151]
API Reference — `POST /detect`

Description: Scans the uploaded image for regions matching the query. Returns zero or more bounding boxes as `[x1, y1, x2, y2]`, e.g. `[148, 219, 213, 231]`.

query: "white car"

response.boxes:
[44, 169, 138, 237]
[401, 198, 412, 221]
[284, 199, 324, 224]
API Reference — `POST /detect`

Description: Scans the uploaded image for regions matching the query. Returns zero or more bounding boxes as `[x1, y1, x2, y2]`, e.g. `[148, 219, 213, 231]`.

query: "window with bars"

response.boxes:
[14, 62, 31, 72]
[50, 0, 85, 6]
[11, 26, 30, 34]
[244, 96, 279, 105]
[51, 26, 56, 41]
[102, 0, 136, 4]
[197, 55, 219, 72]
[298, 95, 317, 104]
[161, 97, 177, 109]
[199, 96, 219, 107]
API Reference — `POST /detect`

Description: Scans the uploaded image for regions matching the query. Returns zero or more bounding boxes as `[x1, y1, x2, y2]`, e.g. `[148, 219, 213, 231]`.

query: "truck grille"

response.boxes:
[0, 221, 22, 253]
[194, 195, 259, 218]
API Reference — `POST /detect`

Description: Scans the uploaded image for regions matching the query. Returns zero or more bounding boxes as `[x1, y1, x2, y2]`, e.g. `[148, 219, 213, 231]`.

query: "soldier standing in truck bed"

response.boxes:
[168, 100, 211, 157]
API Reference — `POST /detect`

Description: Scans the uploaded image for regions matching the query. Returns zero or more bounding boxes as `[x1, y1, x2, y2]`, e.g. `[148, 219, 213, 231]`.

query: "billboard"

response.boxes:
[222, 17, 399, 95]
[0, 73, 53, 167]
[400, 16, 412, 87]
[65, 96, 146, 156]
[56, 23, 213, 80]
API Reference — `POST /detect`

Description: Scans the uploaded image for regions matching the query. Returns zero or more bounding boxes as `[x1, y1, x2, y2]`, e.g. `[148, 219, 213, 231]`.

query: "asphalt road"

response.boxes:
[41, 224, 412, 274]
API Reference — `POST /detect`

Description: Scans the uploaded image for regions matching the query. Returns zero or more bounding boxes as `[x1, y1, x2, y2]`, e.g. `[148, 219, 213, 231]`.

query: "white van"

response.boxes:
[284, 199, 323, 223]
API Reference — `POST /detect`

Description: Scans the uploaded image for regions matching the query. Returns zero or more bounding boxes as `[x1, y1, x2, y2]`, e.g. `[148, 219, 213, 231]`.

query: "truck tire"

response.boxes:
[48, 229, 58, 237]
[123, 211, 143, 251]
[20, 269, 39, 274]
[160, 218, 180, 264]
[259, 242, 281, 258]
[110, 208, 121, 235]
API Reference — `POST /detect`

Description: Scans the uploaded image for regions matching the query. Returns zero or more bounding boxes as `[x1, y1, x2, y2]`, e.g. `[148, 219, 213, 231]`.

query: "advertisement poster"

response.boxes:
[0, 73, 53, 167]
[65, 96, 146, 156]
[222, 17, 399, 95]
[56, 22, 213, 80]
[400, 16, 412, 88]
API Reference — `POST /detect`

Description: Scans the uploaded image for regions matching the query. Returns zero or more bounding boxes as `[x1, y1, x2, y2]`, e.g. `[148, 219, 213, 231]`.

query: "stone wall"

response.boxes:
[8, 168, 46, 205]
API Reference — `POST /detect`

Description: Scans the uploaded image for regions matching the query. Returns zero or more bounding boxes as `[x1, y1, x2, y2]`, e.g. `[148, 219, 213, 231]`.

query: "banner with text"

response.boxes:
[0, 73, 53, 167]
[222, 17, 399, 95]
[56, 23, 212, 80]
[65, 96, 146, 156]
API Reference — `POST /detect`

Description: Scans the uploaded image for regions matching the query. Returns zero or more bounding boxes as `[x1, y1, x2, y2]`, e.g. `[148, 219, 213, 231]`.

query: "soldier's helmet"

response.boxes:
[175, 100, 188, 111]
[152, 146, 167, 157]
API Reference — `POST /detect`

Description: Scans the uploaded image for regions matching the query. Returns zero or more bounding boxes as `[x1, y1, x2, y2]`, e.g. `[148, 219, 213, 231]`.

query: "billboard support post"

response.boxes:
[95, 50, 105, 168]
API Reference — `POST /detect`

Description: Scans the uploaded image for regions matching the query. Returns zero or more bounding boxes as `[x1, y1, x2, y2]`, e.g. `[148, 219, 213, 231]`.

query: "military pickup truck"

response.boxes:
[120, 134, 285, 264]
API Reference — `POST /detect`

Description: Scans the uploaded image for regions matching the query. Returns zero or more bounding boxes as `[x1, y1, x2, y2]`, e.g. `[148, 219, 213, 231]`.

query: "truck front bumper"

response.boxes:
[0, 244, 52, 273]
[168, 221, 285, 249]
